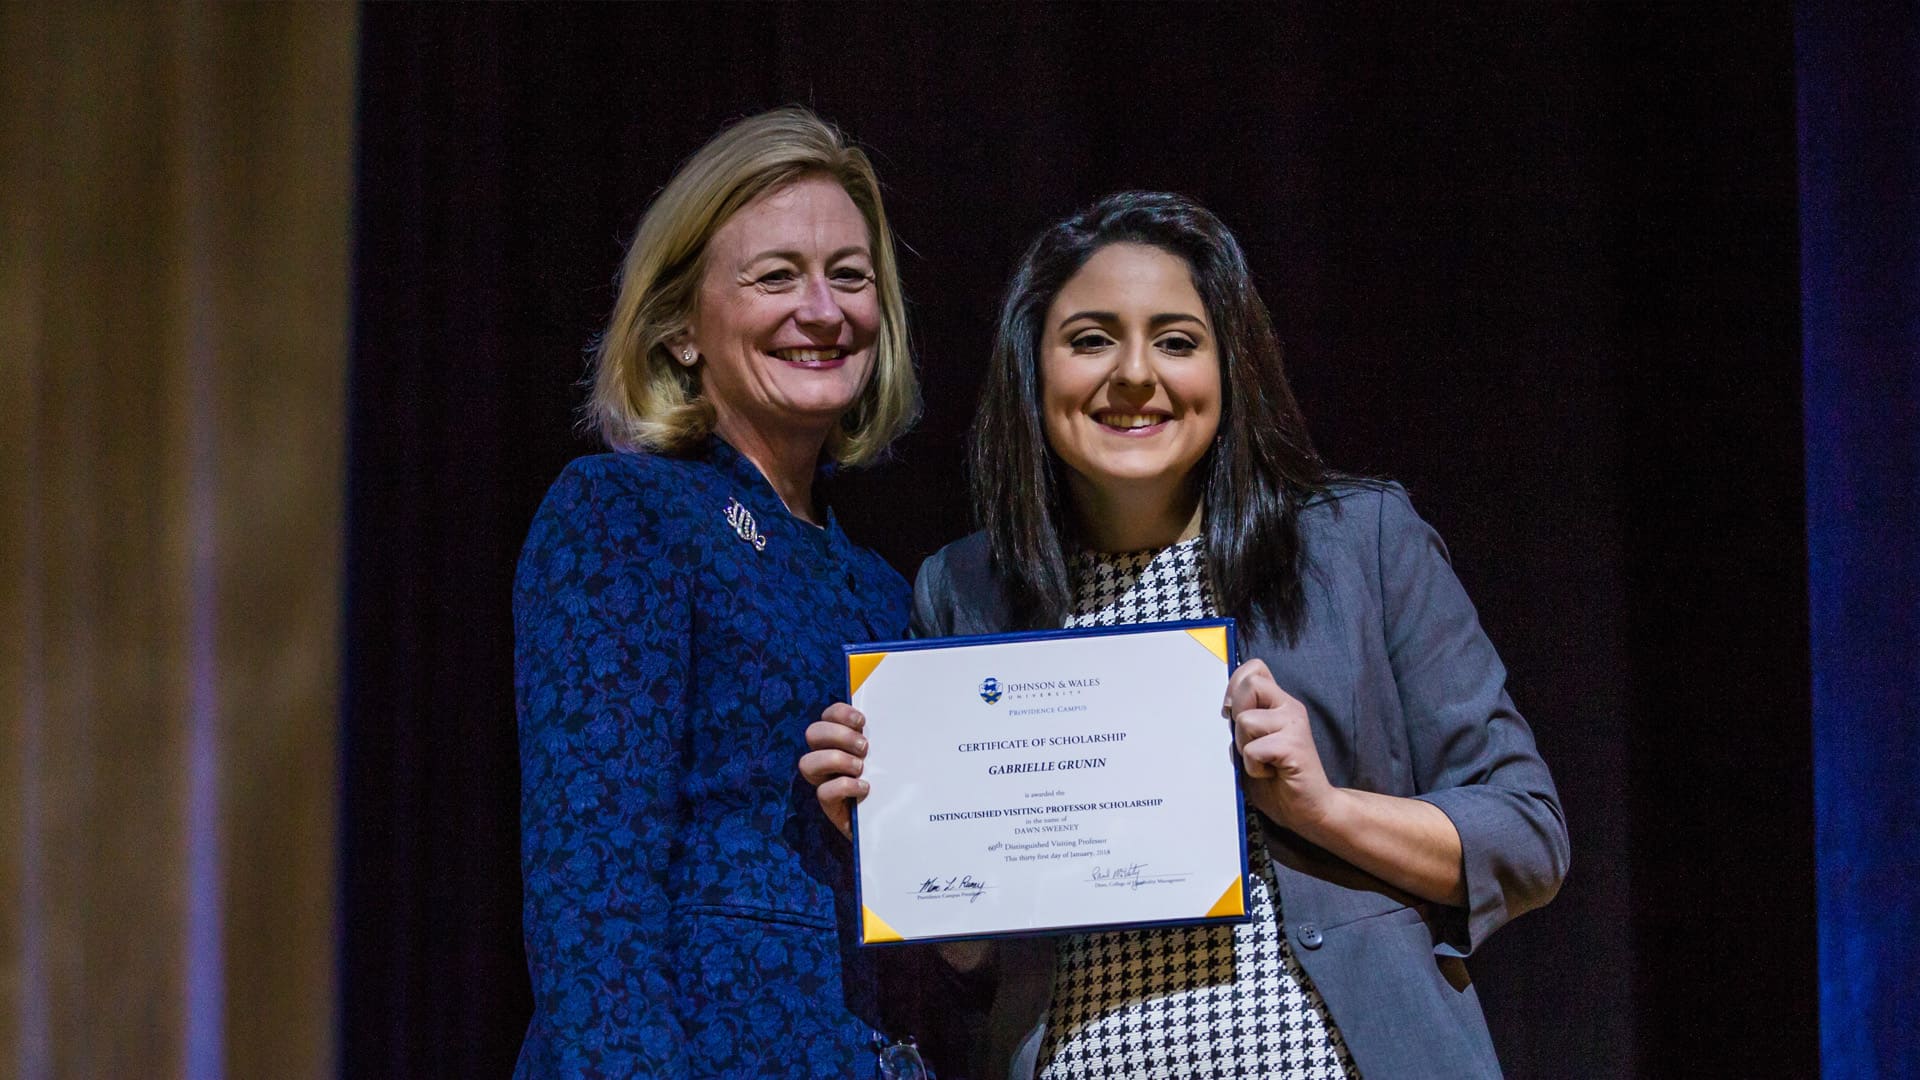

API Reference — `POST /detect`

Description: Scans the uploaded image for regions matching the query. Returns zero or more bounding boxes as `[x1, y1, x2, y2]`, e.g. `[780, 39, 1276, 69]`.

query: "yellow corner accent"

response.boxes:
[1185, 625, 1230, 665]
[862, 906, 904, 944]
[847, 652, 888, 697]
[1205, 876, 1246, 919]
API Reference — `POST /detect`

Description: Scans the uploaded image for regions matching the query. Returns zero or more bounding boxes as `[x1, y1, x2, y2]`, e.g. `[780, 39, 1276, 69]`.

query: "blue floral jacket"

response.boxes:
[512, 440, 911, 1078]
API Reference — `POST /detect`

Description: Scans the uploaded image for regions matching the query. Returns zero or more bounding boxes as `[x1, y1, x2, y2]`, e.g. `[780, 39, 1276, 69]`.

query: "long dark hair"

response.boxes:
[970, 191, 1338, 642]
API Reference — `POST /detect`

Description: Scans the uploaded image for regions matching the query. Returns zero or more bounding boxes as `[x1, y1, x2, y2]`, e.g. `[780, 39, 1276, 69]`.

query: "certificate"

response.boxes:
[845, 619, 1249, 946]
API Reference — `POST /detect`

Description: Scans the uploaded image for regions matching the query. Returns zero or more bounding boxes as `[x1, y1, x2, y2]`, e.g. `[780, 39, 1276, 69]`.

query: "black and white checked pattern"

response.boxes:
[1063, 537, 1214, 627]
[1037, 538, 1361, 1080]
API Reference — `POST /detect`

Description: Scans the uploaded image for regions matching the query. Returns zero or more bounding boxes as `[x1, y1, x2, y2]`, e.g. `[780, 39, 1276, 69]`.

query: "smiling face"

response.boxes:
[684, 173, 881, 456]
[1040, 243, 1223, 538]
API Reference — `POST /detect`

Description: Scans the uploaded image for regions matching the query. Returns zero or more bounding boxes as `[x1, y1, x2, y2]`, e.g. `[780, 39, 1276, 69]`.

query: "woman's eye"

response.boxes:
[1070, 331, 1114, 351]
[757, 269, 798, 287]
[1159, 335, 1199, 355]
[831, 267, 873, 288]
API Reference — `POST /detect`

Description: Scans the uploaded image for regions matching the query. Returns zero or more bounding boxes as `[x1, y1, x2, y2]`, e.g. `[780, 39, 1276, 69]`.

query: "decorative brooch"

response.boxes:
[724, 497, 767, 552]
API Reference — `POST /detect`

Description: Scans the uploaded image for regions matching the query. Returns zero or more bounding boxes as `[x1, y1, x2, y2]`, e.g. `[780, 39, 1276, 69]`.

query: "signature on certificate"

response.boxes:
[917, 874, 990, 903]
[1089, 863, 1190, 890]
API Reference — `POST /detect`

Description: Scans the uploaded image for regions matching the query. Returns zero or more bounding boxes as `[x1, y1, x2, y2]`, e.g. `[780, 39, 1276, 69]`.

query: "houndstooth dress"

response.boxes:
[1036, 537, 1362, 1080]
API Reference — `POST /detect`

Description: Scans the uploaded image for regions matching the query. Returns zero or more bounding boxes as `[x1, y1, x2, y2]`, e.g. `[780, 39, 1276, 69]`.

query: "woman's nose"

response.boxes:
[1110, 340, 1155, 387]
[794, 273, 845, 331]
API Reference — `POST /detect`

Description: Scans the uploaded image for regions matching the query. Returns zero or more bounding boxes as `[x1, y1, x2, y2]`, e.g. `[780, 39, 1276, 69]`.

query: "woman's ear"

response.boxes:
[665, 331, 699, 368]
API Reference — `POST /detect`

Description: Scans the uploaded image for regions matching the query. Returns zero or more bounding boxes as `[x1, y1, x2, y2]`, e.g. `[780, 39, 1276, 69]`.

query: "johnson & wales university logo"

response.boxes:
[978, 676, 1002, 704]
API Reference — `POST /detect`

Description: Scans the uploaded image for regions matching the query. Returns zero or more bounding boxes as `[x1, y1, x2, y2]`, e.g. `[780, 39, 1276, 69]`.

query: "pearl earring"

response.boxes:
[679, 348, 696, 367]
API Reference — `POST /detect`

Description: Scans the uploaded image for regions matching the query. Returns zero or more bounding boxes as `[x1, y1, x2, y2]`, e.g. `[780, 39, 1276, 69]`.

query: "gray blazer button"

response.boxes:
[1296, 922, 1323, 949]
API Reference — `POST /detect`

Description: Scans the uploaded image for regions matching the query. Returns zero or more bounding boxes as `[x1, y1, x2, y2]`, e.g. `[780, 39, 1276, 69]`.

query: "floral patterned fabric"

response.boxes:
[512, 439, 910, 1079]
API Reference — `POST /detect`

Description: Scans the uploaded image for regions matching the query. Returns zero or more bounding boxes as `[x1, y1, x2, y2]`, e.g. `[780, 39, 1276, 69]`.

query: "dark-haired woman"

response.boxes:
[801, 192, 1567, 1079]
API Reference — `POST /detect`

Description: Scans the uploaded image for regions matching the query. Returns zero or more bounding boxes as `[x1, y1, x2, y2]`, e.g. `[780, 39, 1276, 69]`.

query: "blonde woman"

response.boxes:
[513, 108, 920, 1078]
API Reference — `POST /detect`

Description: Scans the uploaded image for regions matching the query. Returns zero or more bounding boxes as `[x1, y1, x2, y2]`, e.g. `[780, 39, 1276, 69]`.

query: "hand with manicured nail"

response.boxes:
[1226, 658, 1336, 832]
[1226, 659, 1470, 907]
[800, 702, 870, 840]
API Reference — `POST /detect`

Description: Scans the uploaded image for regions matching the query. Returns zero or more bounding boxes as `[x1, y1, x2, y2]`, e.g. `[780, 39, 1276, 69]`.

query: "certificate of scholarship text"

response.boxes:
[845, 619, 1251, 946]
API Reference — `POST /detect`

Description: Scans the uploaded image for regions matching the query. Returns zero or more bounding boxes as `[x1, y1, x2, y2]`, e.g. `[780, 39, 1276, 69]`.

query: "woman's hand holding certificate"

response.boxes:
[1226, 656, 1338, 830]
[805, 703, 871, 840]
[806, 620, 1252, 946]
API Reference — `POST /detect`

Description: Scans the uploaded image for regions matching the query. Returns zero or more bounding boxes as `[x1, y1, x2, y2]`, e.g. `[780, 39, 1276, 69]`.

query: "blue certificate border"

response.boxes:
[842, 617, 1250, 947]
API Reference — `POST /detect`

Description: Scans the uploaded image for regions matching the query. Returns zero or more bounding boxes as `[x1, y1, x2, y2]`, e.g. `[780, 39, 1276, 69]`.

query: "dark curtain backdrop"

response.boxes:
[343, 5, 1811, 1078]
[1798, 5, 1920, 1078]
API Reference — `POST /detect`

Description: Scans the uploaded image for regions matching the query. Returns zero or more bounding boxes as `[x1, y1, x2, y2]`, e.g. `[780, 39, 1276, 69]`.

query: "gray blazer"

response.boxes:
[909, 484, 1569, 1080]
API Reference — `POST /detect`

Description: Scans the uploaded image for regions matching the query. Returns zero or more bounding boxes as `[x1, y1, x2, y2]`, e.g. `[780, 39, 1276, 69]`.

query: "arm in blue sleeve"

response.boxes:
[1378, 485, 1571, 957]
[515, 459, 692, 1078]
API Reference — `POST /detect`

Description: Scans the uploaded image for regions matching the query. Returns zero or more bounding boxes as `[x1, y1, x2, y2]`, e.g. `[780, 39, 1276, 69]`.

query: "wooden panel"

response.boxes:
[0, 5, 354, 1076]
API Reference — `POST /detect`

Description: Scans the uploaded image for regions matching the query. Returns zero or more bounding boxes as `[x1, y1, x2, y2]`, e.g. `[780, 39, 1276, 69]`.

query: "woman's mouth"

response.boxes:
[1094, 410, 1170, 434]
[769, 347, 849, 368]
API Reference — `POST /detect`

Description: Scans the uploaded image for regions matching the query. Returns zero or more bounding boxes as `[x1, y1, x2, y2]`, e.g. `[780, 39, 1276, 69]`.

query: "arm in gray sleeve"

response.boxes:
[1379, 485, 1571, 956]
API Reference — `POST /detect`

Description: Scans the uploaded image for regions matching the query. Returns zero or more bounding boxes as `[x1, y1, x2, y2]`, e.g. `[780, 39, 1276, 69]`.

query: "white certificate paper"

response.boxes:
[846, 620, 1249, 945]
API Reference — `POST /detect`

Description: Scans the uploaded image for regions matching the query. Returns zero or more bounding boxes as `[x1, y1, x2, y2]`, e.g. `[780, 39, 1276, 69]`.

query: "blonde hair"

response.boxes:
[588, 107, 918, 466]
